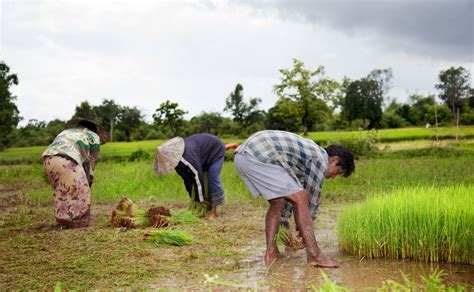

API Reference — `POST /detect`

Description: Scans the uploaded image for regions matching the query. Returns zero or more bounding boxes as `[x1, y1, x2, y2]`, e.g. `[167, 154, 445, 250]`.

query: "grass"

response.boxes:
[1, 138, 473, 289]
[307, 126, 474, 144]
[1, 154, 473, 205]
[337, 185, 474, 264]
[1, 126, 473, 164]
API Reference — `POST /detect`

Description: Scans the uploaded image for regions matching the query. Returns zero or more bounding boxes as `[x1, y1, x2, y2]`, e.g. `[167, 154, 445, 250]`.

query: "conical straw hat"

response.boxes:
[153, 137, 185, 175]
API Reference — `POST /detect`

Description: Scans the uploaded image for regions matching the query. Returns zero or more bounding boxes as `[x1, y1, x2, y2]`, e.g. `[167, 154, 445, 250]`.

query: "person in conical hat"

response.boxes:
[154, 133, 234, 220]
[42, 117, 108, 228]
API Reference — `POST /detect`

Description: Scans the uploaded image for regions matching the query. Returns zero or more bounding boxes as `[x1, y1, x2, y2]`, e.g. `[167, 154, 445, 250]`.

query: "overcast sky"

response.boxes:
[1, 0, 473, 125]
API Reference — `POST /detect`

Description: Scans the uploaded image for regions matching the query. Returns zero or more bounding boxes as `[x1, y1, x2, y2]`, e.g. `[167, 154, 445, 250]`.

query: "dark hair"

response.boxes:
[324, 144, 355, 177]
[77, 120, 98, 134]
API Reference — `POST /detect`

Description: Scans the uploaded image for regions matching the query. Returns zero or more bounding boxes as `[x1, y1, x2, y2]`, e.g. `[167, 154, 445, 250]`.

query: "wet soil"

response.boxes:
[1, 185, 472, 290]
[231, 205, 474, 290]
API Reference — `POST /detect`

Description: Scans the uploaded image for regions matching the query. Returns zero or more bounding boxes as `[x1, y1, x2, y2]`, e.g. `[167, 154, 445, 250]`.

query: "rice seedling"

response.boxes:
[169, 209, 200, 225]
[110, 198, 170, 228]
[275, 225, 290, 248]
[307, 271, 349, 292]
[337, 185, 474, 264]
[187, 199, 210, 217]
[144, 229, 194, 246]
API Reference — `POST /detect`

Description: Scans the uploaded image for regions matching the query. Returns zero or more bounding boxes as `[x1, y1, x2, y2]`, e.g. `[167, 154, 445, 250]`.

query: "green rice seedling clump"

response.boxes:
[187, 199, 210, 217]
[337, 185, 474, 264]
[170, 209, 200, 225]
[144, 229, 194, 246]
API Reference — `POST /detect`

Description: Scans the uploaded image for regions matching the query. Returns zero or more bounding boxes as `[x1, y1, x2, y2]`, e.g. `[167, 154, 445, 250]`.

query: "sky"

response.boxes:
[1, 0, 473, 125]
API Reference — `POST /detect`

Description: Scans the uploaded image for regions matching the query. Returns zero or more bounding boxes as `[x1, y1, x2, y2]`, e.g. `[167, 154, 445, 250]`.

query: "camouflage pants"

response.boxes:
[43, 155, 91, 228]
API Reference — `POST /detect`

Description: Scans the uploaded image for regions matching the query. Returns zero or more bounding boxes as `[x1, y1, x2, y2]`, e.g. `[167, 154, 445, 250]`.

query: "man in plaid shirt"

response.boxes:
[233, 130, 354, 268]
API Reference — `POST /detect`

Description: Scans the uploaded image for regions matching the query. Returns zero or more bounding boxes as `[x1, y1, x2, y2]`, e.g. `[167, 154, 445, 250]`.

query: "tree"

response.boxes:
[153, 100, 188, 137]
[116, 106, 143, 141]
[73, 101, 98, 121]
[273, 59, 339, 135]
[95, 99, 121, 142]
[189, 112, 223, 135]
[366, 68, 393, 106]
[342, 78, 383, 129]
[435, 66, 471, 120]
[0, 61, 21, 150]
[224, 84, 262, 129]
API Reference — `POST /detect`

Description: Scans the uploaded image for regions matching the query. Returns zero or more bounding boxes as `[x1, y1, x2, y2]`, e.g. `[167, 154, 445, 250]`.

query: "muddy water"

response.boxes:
[233, 205, 474, 290]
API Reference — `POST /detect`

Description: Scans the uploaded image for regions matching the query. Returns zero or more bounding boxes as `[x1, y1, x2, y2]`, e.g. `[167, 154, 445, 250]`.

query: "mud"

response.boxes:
[232, 205, 474, 289]
[0, 184, 19, 209]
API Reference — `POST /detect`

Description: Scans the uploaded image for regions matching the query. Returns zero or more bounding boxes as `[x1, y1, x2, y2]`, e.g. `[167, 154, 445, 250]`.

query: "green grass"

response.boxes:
[337, 185, 474, 264]
[307, 126, 474, 144]
[324, 156, 474, 201]
[2, 154, 473, 206]
[2, 126, 473, 164]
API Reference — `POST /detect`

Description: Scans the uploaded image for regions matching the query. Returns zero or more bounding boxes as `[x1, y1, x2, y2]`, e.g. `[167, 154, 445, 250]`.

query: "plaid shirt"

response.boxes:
[236, 130, 328, 224]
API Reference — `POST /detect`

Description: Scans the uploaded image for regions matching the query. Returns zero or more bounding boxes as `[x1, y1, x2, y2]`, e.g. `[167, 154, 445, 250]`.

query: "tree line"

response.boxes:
[1, 59, 473, 149]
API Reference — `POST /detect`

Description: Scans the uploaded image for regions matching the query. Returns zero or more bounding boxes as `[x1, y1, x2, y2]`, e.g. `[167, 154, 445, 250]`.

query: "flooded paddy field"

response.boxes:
[1, 190, 472, 290]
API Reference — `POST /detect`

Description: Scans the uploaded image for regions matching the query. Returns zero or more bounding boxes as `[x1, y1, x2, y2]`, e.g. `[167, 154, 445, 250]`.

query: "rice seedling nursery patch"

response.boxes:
[337, 185, 474, 264]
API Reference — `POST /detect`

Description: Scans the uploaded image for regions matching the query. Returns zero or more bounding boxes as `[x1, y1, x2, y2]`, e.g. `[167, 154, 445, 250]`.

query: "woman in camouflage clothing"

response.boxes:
[42, 118, 107, 228]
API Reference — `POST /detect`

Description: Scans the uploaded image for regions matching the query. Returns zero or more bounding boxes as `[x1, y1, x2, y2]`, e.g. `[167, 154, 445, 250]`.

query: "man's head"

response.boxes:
[324, 145, 355, 178]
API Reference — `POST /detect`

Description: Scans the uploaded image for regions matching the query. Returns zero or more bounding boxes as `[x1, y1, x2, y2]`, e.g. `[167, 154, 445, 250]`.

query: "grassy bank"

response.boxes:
[337, 185, 474, 264]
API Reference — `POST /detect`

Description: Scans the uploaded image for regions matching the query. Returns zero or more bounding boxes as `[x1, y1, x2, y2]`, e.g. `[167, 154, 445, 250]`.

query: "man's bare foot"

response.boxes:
[308, 253, 341, 268]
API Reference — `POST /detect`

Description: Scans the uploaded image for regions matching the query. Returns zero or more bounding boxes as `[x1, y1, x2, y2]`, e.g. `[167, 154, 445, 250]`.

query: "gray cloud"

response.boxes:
[239, 0, 473, 61]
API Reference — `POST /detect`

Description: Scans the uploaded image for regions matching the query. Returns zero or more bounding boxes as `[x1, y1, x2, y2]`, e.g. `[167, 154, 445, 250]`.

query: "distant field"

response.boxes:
[307, 126, 474, 144]
[0, 126, 473, 164]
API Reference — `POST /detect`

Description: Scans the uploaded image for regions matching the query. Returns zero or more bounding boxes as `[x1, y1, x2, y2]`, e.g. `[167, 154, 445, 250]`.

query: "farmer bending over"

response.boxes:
[233, 130, 354, 267]
[42, 118, 108, 228]
[154, 133, 233, 220]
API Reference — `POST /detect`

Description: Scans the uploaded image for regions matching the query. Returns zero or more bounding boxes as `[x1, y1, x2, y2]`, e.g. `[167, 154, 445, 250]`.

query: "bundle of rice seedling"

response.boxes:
[111, 198, 147, 228]
[144, 229, 194, 246]
[187, 199, 210, 217]
[169, 209, 200, 225]
[147, 205, 171, 228]
[111, 198, 171, 228]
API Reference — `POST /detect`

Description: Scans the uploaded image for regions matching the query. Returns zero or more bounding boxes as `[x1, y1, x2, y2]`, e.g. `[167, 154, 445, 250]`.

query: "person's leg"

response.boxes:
[45, 156, 91, 228]
[207, 157, 224, 219]
[265, 197, 286, 263]
[286, 190, 340, 268]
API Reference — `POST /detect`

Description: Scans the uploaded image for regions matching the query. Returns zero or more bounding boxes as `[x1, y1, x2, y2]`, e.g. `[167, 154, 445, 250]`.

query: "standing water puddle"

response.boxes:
[230, 205, 474, 290]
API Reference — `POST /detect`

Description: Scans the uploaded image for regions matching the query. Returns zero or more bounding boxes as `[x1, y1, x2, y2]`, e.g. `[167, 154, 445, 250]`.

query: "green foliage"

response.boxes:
[144, 229, 194, 246]
[342, 78, 383, 129]
[436, 66, 471, 119]
[153, 100, 188, 137]
[116, 106, 143, 141]
[224, 84, 265, 136]
[337, 185, 474, 264]
[273, 59, 339, 135]
[0, 61, 21, 150]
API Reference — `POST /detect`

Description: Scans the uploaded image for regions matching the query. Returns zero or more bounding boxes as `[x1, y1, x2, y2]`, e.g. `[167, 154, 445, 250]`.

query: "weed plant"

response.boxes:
[337, 185, 474, 264]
